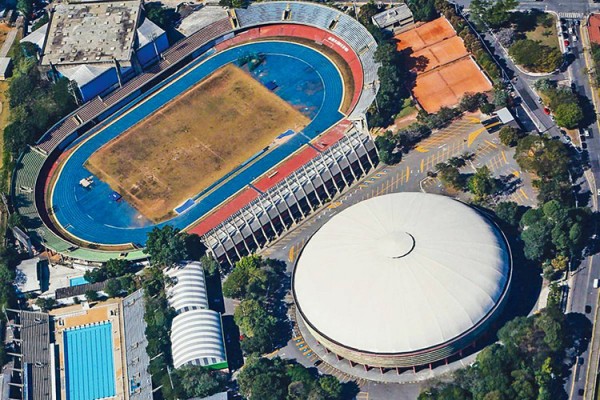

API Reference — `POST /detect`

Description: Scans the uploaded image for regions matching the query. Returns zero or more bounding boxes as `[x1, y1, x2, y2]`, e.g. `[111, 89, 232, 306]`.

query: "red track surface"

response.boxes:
[189, 188, 260, 236]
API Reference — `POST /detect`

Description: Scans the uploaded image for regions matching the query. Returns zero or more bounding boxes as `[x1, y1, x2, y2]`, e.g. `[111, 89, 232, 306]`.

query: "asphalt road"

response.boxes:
[463, 6, 600, 398]
[454, 0, 597, 14]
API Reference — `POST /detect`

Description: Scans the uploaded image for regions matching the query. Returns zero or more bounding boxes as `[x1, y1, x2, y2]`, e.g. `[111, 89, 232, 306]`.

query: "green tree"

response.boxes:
[237, 357, 290, 400]
[174, 365, 227, 398]
[437, 162, 465, 190]
[144, 225, 188, 268]
[85, 290, 99, 302]
[509, 40, 563, 73]
[200, 254, 220, 277]
[471, 0, 519, 28]
[495, 201, 521, 227]
[375, 132, 401, 165]
[459, 92, 488, 113]
[104, 279, 122, 298]
[498, 126, 520, 147]
[222, 255, 280, 300]
[35, 297, 56, 311]
[318, 375, 343, 400]
[17, 0, 33, 18]
[407, 0, 438, 22]
[553, 102, 584, 129]
[467, 165, 497, 201]
[105, 258, 130, 278]
[84, 268, 107, 284]
[144, 2, 180, 30]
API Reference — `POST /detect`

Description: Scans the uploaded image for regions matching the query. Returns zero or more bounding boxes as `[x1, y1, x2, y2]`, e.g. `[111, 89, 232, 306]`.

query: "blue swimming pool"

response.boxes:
[50, 41, 344, 246]
[69, 276, 89, 287]
[63, 322, 116, 400]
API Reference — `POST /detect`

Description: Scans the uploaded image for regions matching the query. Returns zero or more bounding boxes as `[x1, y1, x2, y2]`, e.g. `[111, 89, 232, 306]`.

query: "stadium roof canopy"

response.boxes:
[170, 309, 227, 369]
[166, 261, 209, 314]
[294, 193, 511, 354]
[41, 0, 141, 66]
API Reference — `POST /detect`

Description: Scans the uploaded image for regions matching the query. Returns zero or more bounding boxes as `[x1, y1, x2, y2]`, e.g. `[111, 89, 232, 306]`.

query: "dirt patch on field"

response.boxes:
[86, 64, 309, 222]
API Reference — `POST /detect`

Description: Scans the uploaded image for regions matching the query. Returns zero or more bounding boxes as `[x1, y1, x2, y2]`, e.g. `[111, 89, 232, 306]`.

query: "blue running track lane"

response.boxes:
[50, 41, 344, 245]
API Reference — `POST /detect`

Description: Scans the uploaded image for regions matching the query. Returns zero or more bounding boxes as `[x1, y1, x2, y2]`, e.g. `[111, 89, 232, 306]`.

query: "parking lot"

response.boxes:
[261, 114, 537, 399]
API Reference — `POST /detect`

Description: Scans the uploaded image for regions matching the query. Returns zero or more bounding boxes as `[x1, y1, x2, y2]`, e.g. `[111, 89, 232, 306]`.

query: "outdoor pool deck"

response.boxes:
[52, 299, 127, 400]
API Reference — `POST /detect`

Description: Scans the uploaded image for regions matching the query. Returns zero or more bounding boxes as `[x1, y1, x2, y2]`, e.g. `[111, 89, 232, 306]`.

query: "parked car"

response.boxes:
[573, 35, 578, 42]
[564, 39, 570, 46]
[543, 107, 551, 115]
[582, 128, 590, 137]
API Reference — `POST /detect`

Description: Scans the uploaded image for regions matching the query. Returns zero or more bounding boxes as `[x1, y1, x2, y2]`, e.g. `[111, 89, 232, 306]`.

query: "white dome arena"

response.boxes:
[293, 192, 512, 367]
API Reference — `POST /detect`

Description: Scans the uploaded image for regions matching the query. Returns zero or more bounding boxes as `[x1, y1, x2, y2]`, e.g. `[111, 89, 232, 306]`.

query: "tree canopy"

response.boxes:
[509, 39, 563, 73]
[222, 255, 282, 301]
[470, 0, 519, 28]
[144, 2, 180, 30]
[174, 365, 227, 398]
[467, 166, 498, 201]
[144, 225, 189, 268]
[237, 357, 346, 400]
[419, 305, 569, 400]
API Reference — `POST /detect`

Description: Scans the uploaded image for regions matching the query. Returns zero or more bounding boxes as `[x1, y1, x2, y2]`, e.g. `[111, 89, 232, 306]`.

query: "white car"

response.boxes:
[573, 35, 578, 42]
[583, 128, 590, 137]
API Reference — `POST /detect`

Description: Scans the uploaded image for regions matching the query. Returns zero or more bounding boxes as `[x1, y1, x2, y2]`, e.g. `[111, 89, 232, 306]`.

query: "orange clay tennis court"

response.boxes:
[413, 57, 493, 112]
[395, 17, 456, 52]
[410, 36, 468, 73]
[395, 16, 493, 113]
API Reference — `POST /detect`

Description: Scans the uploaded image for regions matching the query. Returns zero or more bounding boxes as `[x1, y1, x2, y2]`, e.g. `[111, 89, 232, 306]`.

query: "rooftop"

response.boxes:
[20, 311, 52, 400]
[41, 0, 141, 66]
[294, 193, 512, 354]
[15, 257, 41, 294]
[372, 4, 413, 29]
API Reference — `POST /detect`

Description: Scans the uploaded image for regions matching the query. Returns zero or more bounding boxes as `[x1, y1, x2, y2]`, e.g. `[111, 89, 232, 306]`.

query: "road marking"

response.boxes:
[484, 139, 497, 148]
[405, 166, 410, 183]
[328, 201, 343, 209]
[513, 170, 520, 178]
[415, 145, 429, 153]
[420, 158, 425, 172]
[519, 188, 529, 200]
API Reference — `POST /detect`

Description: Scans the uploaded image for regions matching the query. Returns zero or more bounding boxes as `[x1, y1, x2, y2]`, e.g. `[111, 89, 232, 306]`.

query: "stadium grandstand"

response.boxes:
[167, 261, 228, 370]
[12, 1, 380, 266]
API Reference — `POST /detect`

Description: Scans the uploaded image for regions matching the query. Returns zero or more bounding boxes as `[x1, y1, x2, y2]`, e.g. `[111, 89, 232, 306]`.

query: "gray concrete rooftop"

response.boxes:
[41, 0, 141, 66]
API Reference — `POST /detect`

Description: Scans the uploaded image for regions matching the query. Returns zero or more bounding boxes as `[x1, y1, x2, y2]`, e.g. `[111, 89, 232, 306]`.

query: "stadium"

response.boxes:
[293, 193, 513, 369]
[12, 1, 380, 265]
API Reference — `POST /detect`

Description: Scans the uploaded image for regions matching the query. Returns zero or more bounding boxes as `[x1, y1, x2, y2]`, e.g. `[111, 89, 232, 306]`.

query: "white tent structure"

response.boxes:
[166, 261, 228, 370]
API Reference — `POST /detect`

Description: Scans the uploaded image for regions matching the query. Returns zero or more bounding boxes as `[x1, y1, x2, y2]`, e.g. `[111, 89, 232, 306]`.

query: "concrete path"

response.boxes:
[0, 29, 17, 57]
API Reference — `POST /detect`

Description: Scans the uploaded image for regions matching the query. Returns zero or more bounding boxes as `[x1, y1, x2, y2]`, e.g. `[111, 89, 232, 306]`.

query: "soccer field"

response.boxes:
[86, 64, 309, 222]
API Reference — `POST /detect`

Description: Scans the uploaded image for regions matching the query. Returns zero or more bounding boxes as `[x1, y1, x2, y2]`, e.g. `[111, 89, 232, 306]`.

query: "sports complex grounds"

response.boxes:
[13, 2, 380, 264]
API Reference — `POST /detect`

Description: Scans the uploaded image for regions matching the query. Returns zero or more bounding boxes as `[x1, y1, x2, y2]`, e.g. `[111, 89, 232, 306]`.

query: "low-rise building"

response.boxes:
[22, 0, 169, 102]
[371, 4, 414, 34]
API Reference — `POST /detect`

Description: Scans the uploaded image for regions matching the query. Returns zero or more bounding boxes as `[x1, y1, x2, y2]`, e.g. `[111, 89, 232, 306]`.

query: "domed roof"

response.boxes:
[293, 193, 511, 354]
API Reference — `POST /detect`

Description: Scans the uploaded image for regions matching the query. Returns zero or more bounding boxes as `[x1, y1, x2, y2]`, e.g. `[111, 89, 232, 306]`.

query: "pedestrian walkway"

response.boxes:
[559, 12, 585, 20]
[0, 29, 16, 57]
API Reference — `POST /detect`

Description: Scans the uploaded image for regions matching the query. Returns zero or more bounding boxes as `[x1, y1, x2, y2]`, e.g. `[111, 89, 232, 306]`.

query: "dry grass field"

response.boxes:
[86, 64, 309, 221]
